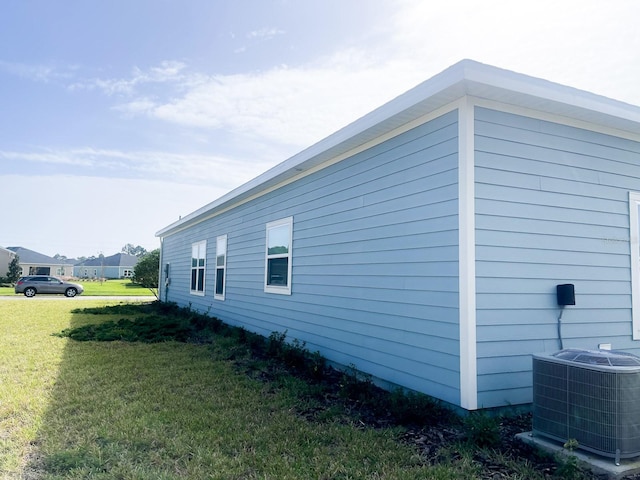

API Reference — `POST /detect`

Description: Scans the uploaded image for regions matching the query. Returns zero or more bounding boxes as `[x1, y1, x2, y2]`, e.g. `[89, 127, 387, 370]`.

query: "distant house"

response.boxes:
[74, 253, 139, 279]
[0, 246, 17, 278]
[155, 60, 640, 411]
[6, 247, 74, 277]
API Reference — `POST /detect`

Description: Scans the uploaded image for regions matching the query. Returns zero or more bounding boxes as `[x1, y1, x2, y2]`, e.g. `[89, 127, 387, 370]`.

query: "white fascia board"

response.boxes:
[461, 62, 640, 134]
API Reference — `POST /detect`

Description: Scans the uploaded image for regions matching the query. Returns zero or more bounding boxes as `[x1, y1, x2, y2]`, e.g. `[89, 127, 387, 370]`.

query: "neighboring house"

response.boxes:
[6, 247, 74, 277]
[0, 246, 17, 278]
[155, 60, 640, 411]
[74, 253, 139, 279]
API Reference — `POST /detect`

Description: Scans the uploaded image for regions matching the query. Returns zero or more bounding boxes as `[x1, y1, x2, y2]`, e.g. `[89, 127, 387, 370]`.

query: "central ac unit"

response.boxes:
[533, 349, 640, 462]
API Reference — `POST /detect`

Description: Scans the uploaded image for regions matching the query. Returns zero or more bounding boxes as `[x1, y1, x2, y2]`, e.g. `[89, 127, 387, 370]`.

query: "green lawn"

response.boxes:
[0, 300, 451, 479]
[1, 300, 578, 479]
[0, 279, 155, 296]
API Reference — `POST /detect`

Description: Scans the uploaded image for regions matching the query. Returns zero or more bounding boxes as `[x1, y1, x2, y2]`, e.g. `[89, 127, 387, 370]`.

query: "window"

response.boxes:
[191, 240, 206, 295]
[215, 235, 227, 300]
[265, 217, 293, 295]
[123, 269, 133, 278]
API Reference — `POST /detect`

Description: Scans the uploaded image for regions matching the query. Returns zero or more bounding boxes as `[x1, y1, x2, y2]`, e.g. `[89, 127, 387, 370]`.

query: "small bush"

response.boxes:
[339, 365, 378, 405]
[463, 411, 501, 448]
[388, 389, 452, 426]
[57, 304, 222, 344]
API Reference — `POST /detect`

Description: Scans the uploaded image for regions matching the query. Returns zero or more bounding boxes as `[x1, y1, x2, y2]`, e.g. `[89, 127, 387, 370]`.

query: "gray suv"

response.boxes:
[15, 276, 84, 297]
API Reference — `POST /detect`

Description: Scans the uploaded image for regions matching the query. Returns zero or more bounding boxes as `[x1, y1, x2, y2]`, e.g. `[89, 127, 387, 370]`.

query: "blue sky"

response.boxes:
[1, 0, 639, 259]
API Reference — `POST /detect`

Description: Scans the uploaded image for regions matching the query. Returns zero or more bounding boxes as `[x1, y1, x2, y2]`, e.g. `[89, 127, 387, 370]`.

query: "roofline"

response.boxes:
[157, 59, 640, 237]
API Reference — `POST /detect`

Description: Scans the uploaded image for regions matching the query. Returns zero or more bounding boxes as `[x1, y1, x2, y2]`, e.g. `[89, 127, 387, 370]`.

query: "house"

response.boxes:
[74, 253, 139, 279]
[6, 246, 74, 277]
[0, 246, 17, 279]
[156, 60, 640, 411]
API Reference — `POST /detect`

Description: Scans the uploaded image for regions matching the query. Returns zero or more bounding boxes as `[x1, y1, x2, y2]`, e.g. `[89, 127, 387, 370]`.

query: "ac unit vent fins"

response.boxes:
[533, 349, 640, 459]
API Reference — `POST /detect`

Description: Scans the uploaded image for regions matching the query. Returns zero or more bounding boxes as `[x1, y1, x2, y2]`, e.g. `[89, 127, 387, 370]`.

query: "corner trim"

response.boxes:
[630, 192, 640, 340]
[458, 97, 478, 410]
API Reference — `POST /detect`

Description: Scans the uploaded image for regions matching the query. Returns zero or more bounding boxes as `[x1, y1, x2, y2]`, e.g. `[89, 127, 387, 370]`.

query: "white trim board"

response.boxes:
[458, 98, 478, 410]
[630, 192, 640, 340]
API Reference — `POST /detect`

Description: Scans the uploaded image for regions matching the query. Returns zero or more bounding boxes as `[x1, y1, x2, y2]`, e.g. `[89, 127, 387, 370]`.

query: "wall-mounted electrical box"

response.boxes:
[556, 284, 575, 306]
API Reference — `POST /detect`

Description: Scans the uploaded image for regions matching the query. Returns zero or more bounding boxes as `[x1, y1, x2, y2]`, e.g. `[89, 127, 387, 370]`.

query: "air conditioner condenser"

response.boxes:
[533, 349, 640, 462]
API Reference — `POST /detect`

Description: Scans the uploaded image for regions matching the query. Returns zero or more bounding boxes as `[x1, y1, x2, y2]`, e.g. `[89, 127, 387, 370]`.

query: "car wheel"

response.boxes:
[24, 287, 36, 297]
[65, 288, 78, 298]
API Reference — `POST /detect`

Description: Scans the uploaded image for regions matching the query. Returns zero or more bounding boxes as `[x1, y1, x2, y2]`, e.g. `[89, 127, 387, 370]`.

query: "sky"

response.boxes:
[1, 0, 639, 259]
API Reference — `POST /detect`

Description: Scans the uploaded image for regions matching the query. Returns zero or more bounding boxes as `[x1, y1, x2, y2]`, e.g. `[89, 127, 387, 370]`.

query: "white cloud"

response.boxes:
[148, 52, 423, 149]
[0, 60, 76, 83]
[0, 148, 271, 190]
[68, 60, 190, 96]
[247, 27, 285, 39]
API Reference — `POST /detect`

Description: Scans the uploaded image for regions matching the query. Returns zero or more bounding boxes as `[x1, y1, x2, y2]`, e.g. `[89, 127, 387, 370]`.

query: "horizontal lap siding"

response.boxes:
[162, 110, 461, 405]
[474, 106, 640, 408]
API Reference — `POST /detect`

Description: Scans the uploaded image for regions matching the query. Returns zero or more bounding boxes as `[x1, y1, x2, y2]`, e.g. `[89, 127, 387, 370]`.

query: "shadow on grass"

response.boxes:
[21, 301, 358, 478]
[19, 301, 553, 480]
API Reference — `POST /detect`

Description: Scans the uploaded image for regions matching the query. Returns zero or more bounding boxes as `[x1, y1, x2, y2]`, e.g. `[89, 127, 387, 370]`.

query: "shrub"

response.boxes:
[388, 389, 452, 426]
[463, 411, 501, 448]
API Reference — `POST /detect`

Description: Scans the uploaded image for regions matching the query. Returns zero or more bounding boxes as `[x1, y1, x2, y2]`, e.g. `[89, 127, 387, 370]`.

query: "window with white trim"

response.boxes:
[265, 217, 293, 295]
[630, 192, 640, 340]
[191, 240, 206, 295]
[215, 234, 227, 300]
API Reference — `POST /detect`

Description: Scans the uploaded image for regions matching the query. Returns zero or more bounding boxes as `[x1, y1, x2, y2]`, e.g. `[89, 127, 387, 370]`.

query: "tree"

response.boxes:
[53, 253, 68, 261]
[133, 249, 160, 298]
[6, 255, 21, 284]
[122, 244, 148, 257]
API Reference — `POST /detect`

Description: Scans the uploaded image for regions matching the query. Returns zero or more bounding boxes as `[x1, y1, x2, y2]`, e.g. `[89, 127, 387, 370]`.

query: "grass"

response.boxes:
[1, 300, 590, 479]
[0, 279, 155, 296]
[0, 300, 445, 479]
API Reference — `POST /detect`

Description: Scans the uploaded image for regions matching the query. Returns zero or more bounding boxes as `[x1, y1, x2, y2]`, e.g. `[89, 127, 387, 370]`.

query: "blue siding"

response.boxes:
[161, 110, 461, 405]
[474, 107, 640, 408]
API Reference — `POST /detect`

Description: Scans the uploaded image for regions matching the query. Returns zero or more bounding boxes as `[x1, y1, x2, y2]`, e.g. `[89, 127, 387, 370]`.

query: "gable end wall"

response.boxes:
[474, 106, 640, 408]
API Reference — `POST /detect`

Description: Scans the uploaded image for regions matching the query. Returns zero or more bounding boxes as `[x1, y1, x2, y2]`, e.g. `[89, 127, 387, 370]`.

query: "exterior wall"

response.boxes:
[474, 106, 640, 408]
[0, 249, 13, 278]
[21, 263, 73, 277]
[161, 110, 462, 405]
[74, 266, 134, 278]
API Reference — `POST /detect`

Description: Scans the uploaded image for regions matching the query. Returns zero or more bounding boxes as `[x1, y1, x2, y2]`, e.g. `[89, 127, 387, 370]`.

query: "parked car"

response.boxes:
[14, 276, 84, 297]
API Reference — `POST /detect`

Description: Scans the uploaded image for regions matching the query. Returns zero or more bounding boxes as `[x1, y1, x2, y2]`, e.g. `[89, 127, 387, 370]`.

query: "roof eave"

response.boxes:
[156, 59, 640, 238]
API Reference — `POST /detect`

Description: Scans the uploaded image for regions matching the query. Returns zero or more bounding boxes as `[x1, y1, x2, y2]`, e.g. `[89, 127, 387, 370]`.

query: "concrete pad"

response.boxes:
[516, 432, 640, 479]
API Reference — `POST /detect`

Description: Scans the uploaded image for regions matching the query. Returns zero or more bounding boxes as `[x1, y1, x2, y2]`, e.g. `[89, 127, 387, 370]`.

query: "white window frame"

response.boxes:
[264, 217, 293, 295]
[190, 240, 207, 296]
[215, 234, 227, 300]
[630, 192, 640, 340]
